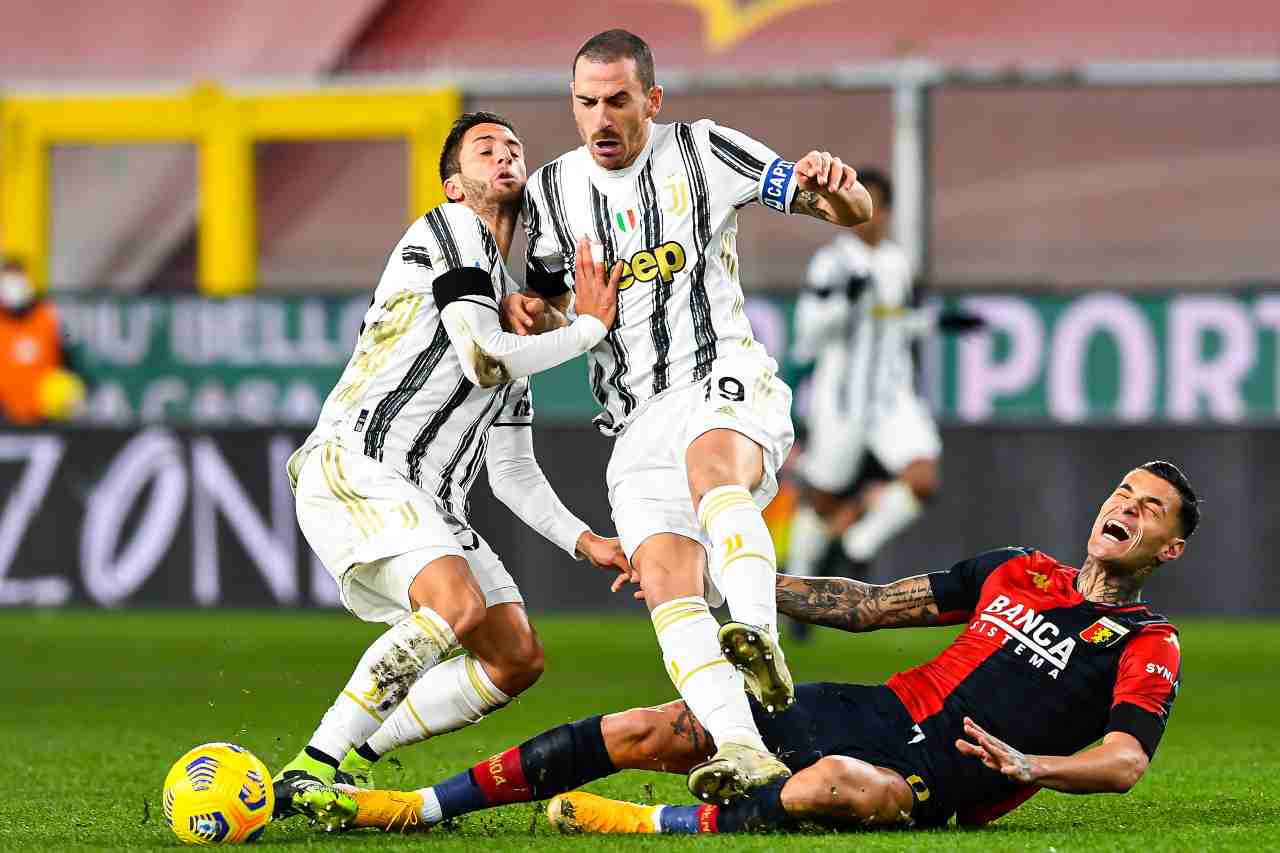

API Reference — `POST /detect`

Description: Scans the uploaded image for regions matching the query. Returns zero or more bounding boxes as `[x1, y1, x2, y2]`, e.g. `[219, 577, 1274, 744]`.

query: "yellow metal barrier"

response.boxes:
[0, 83, 460, 296]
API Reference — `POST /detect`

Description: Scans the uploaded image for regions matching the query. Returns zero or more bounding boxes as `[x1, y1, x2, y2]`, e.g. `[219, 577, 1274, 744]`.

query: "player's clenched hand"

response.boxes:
[501, 292, 545, 336]
[573, 234, 622, 330]
[575, 531, 636, 591]
[795, 150, 858, 196]
[955, 717, 1038, 784]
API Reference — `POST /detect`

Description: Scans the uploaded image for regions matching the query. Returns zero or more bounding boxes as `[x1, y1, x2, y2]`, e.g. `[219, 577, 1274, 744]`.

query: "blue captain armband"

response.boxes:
[759, 157, 798, 213]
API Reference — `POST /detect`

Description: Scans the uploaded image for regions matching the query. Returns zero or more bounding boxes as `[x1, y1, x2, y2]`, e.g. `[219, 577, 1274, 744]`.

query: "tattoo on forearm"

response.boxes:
[794, 190, 833, 222]
[775, 574, 939, 632]
[670, 706, 709, 755]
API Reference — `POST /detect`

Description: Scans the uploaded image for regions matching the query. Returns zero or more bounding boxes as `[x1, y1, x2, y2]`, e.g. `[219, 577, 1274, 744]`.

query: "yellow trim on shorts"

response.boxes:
[342, 689, 385, 723]
[320, 442, 383, 538]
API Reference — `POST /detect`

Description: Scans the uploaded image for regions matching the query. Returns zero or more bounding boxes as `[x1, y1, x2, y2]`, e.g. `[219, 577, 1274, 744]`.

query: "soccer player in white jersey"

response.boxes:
[786, 168, 944, 581]
[272, 111, 631, 819]
[504, 29, 874, 803]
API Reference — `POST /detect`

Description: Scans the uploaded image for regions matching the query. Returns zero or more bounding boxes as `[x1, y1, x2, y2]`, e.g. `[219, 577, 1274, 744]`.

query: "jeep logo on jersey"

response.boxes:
[973, 594, 1078, 679]
[617, 241, 688, 291]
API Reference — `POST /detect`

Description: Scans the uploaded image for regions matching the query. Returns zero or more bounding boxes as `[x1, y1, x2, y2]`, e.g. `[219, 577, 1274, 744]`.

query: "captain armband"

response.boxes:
[759, 157, 799, 213]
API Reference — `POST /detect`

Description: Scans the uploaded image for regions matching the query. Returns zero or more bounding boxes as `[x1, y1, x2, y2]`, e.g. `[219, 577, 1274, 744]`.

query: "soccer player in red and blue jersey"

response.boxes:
[295, 460, 1193, 834]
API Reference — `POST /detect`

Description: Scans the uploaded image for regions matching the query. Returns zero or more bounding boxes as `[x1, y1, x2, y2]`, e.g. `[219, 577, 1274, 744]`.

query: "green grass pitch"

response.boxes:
[1, 611, 1276, 851]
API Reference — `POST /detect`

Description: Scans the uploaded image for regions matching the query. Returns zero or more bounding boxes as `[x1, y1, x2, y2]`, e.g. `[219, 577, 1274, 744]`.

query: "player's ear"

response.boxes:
[1157, 537, 1185, 565]
[645, 84, 663, 119]
[443, 175, 464, 203]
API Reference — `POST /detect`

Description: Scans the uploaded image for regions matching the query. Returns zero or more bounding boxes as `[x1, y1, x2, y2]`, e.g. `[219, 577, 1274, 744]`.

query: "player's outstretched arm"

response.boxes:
[485, 422, 633, 586]
[774, 573, 943, 633]
[790, 151, 874, 226]
[956, 717, 1148, 794]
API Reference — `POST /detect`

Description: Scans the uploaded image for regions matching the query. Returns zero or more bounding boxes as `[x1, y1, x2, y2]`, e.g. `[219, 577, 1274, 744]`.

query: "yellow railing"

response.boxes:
[0, 82, 461, 296]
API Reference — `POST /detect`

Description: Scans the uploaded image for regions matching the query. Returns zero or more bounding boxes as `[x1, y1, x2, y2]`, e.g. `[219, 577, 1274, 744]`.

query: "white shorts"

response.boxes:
[293, 440, 522, 624]
[800, 392, 941, 494]
[607, 355, 795, 599]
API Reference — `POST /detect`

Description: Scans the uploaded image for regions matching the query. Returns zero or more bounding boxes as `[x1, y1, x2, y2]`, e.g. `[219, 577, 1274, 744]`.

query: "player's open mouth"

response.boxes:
[1101, 519, 1131, 543]
[593, 138, 622, 156]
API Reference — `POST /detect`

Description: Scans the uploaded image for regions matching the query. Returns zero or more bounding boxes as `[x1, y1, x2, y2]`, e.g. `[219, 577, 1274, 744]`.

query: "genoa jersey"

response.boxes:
[886, 546, 1182, 821]
[300, 203, 529, 519]
[524, 120, 798, 434]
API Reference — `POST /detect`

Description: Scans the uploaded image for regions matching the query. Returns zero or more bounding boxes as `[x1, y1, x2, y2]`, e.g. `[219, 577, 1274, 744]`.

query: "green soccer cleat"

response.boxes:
[338, 749, 376, 788]
[293, 786, 359, 832]
[719, 621, 795, 714]
[686, 741, 792, 805]
[272, 751, 352, 820]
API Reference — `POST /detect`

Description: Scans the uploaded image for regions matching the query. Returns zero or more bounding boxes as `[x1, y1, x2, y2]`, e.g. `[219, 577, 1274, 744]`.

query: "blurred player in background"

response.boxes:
[272, 112, 630, 820]
[307, 461, 1192, 835]
[785, 169, 980, 596]
[0, 257, 84, 424]
[503, 29, 873, 802]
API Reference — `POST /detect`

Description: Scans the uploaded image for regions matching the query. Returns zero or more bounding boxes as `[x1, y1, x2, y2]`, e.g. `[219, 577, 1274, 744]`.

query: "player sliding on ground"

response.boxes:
[294, 461, 1194, 833]
[272, 111, 634, 820]
[503, 28, 874, 803]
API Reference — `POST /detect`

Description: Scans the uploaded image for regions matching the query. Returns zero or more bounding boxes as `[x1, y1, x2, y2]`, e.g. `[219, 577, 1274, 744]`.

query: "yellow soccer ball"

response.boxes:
[162, 743, 274, 845]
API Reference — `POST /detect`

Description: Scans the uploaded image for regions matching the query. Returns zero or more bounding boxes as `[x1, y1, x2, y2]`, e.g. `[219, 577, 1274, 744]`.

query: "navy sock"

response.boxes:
[432, 715, 617, 820]
[658, 780, 790, 834]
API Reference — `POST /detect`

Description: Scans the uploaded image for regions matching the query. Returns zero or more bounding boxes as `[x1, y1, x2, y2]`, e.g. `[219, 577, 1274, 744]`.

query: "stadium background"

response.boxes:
[2, 0, 1277, 614]
[1, 4, 1279, 850]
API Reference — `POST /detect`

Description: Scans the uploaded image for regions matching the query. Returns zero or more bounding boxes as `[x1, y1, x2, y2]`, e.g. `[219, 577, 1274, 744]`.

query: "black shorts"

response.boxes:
[749, 682, 962, 827]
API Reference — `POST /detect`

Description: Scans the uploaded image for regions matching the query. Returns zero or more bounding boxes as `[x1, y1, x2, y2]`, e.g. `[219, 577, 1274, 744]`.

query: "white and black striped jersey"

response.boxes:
[794, 233, 920, 417]
[299, 202, 534, 520]
[524, 120, 800, 434]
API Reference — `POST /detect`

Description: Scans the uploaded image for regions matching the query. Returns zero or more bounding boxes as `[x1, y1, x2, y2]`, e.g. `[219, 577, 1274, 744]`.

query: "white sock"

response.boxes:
[842, 480, 923, 561]
[784, 503, 831, 577]
[365, 653, 511, 756]
[698, 485, 778, 636]
[651, 596, 765, 751]
[417, 788, 444, 823]
[307, 607, 457, 761]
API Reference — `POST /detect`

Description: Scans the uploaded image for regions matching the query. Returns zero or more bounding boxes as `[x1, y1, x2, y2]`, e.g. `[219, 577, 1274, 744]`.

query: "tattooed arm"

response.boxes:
[789, 150, 873, 226]
[775, 573, 949, 633]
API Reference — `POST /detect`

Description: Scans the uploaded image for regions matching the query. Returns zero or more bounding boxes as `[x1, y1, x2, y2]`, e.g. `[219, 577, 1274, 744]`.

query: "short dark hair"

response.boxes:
[573, 29, 655, 91]
[1140, 460, 1200, 538]
[439, 111, 518, 184]
[856, 166, 893, 208]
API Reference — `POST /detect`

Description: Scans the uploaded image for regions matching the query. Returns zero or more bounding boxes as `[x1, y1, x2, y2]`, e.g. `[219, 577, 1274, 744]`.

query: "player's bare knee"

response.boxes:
[785, 757, 911, 827]
[483, 631, 544, 696]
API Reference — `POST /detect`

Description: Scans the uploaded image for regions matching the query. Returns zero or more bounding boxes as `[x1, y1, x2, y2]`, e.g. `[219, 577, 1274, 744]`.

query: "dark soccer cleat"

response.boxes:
[719, 621, 795, 714]
[272, 771, 327, 820]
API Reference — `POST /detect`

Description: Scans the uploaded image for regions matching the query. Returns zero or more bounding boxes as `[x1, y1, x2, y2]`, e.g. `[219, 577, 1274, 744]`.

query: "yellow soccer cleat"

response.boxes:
[348, 788, 425, 833]
[295, 787, 424, 833]
[719, 621, 795, 714]
[687, 741, 791, 805]
[547, 791, 659, 835]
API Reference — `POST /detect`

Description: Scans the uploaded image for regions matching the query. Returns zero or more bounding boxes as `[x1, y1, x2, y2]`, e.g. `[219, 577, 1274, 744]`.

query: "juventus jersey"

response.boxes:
[797, 233, 918, 417]
[300, 203, 533, 519]
[524, 120, 799, 434]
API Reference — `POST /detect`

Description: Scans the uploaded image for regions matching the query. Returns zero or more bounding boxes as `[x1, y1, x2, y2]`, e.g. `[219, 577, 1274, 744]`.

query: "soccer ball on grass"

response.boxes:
[162, 742, 274, 844]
